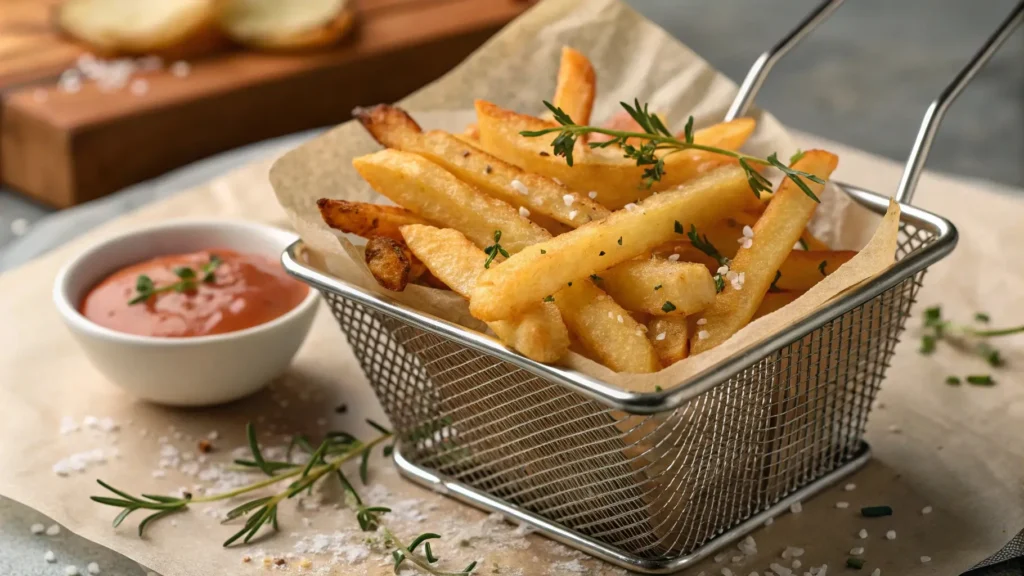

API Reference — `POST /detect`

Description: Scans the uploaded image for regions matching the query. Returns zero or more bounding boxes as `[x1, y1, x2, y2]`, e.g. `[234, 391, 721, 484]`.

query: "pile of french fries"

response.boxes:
[318, 47, 853, 374]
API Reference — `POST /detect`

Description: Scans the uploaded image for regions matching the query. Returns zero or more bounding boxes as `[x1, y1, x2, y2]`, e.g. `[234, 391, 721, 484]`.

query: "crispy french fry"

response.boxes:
[776, 250, 856, 291]
[353, 104, 609, 228]
[401, 224, 569, 363]
[598, 257, 716, 316]
[653, 241, 720, 270]
[691, 150, 839, 354]
[364, 236, 415, 291]
[474, 99, 756, 209]
[352, 150, 550, 254]
[355, 149, 660, 371]
[647, 316, 689, 366]
[317, 198, 430, 243]
[753, 291, 802, 320]
[551, 280, 661, 373]
[552, 46, 596, 125]
[470, 165, 760, 321]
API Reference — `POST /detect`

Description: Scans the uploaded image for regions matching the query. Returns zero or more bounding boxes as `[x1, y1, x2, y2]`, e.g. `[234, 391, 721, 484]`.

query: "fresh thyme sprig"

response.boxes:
[483, 230, 509, 269]
[91, 421, 476, 576]
[921, 305, 1024, 382]
[685, 224, 729, 293]
[129, 254, 222, 305]
[522, 100, 825, 201]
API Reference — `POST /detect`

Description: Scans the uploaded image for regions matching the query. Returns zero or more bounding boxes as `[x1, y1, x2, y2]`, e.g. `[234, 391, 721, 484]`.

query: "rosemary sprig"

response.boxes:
[129, 254, 222, 305]
[522, 100, 825, 201]
[483, 230, 509, 269]
[91, 421, 476, 576]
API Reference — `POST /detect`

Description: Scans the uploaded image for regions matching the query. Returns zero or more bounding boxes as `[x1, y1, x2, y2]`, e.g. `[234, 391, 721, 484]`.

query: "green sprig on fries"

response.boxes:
[521, 100, 826, 201]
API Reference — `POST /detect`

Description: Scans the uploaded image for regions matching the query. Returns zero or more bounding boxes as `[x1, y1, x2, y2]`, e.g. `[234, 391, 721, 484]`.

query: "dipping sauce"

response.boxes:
[80, 249, 309, 338]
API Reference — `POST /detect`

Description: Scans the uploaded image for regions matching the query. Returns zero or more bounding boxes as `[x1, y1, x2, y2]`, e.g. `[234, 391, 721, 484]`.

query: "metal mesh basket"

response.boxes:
[281, 1, 1022, 570]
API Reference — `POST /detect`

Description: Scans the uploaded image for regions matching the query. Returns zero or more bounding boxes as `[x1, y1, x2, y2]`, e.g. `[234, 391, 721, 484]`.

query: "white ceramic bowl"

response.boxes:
[53, 219, 319, 406]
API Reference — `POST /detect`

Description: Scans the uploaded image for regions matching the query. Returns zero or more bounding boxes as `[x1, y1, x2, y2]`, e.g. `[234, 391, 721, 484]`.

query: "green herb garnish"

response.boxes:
[919, 305, 1024, 374]
[590, 274, 602, 282]
[128, 254, 222, 305]
[790, 149, 806, 164]
[483, 230, 509, 269]
[860, 505, 893, 517]
[966, 374, 995, 386]
[846, 557, 865, 570]
[768, 270, 782, 293]
[654, 284, 662, 291]
[946, 376, 962, 385]
[522, 100, 824, 200]
[617, 236, 623, 246]
[818, 260, 828, 276]
[661, 301, 676, 313]
[543, 295, 555, 303]
[797, 237, 809, 250]
[975, 312, 990, 323]
[687, 224, 728, 267]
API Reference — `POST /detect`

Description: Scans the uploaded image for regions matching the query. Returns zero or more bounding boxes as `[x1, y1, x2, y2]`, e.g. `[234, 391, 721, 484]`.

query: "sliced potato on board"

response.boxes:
[217, 0, 355, 51]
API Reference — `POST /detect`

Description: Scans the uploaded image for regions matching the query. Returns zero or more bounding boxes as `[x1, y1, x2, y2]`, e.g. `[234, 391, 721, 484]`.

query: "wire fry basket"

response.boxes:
[282, 2, 1021, 571]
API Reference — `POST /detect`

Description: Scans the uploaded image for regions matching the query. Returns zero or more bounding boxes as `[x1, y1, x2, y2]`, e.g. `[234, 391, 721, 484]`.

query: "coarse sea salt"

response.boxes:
[46, 524, 61, 536]
[921, 505, 933, 515]
[563, 194, 575, 207]
[668, 254, 681, 261]
[858, 529, 868, 539]
[697, 330, 710, 340]
[568, 210, 578, 220]
[510, 179, 529, 195]
[87, 562, 100, 574]
[656, 332, 666, 341]
[31, 523, 45, 534]
[844, 483, 856, 491]
[885, 530, 896, 540]
[836, 501, 849, 509]
[519, 206, 531, 218]
[588, 191, 598, 199]
[624, 203, 638, 212]
[789, 502, 802, 514]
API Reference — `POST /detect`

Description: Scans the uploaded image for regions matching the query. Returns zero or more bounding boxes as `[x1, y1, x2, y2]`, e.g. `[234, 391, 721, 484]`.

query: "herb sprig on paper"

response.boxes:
[920, 305, 1024, 384]
[90, 421, 477, 576]
[522, 100, 825, 201]
[129, 254, 222, 305]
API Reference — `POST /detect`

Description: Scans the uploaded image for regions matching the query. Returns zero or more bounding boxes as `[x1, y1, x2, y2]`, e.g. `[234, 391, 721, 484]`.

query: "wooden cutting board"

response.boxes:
[0, 0, 533, 208]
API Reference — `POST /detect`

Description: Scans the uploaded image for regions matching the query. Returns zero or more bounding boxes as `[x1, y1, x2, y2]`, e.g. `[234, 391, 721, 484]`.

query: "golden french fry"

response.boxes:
[470, 165, 760, 321]
[474, 99, 756, 209]
[352, 150, 550, 255]
[775, 250, 856, 291]
[353, 104, 609, 228]
[317, 198, 429, 243]
[653, 241, 720, 270]
[400, 224, 569, 363]
[691, 150, 839, 354]
[552, 46, 596, 125]
[753, 291, 802, 320]
[647, 316, 689, 366]
[598, 257, 716, 316]
[551, 280, 662, 373]
[364, 236, 415, 292]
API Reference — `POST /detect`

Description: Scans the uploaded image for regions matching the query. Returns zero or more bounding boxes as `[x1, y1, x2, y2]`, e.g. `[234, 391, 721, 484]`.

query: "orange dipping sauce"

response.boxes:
[80, 250, 309, 338]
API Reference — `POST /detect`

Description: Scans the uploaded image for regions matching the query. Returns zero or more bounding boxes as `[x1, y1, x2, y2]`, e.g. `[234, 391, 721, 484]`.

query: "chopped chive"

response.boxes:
[797, 237, 809, 250]
[945, 376, 961, 385]
[768, 270, 782, 293]
[540, 249, 546, 254]
[846, 557, 864, 570]
[599, 251, 605, 256]
[654, 284, 662, 291]
[860, 505, 892, 517]
[617, 236, 623, 246]
[714, 275, 725, 293]
[590, 274, 602, 281]
[966, 374, 995, 386]
[975, 312, 990, 323]
[818, 260, 828, 276]
[654, 385, 662, 392]
[920, 335, 937, 355]
[673, 220, 684, 234]
[661, 301, 676, 313]
[567, 281, 572, 287]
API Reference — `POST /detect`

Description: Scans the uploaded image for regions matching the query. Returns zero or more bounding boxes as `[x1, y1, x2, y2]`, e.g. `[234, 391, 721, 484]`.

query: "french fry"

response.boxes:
[317, 198, 430, 243]
[647, 316, 689, 366]
[776, 250, 856, 291]
[800, 228, 830, 251]
[552, 47, 596, 126]
[400, 224, 570, 363]
[598, 257, 716, 316]
[364, 236, 416, 292]
[470, 165, 760, 321]
[753, 291, 802, 320]
[691, 150, 839, 354]
[551, 280, 662, 373]
[588, 108, 644, 144]
[474, 99, 756, 209]
[353, 104, 609, 228]
[356, 149, 660, 371]
[352, 150, 550, 255]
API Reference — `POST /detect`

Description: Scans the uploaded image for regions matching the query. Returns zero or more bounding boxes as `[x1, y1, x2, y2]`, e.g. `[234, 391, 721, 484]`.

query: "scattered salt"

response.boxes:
[562, 194, 575, 207]
[871, 569, 881, 576]
[789, 501, 802, 514]
[714, 553, 728, 563]
[763, 517, 774, 527]
[668, 254, 681, 261]
[696, 318, 708, 325]
[567, 210, 578, 220]
[616, 315, 623, 323]
[45, 551, 56, 562]
[510, 179, 529, 195]
[588, 191, 598, 199]
[46, 524, 61, 536]
[850, 547, 864, 556]
[698, 330, 710, 340]
[87, 562, 100, 574]
[742, 225, 754, 238]
[844, 483, 856, 491]
[888, 424, 901, 433]
[835, 501, 849, 509]
[130, 79, 149, 96]
[885, 530, 896, 540]
[656, 332, 666, 341]
[624, 203, 638, 212]
[921, 505, 933, 515]
[519, 206, 531, 218]
[858, 529, 868, 539]
[920, 556, 931, 563]
[31, 523, 45, 534]
[64, 566, 79, 576]
[791, 560, 801, 569]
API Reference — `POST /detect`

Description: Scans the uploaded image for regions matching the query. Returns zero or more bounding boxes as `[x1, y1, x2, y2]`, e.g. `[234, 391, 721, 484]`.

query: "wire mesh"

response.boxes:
[318, 220, 934, 561]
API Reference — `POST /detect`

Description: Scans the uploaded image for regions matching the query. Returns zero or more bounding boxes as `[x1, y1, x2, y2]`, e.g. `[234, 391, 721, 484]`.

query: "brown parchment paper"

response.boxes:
[269, 0, 895, 393]
[0, 1, 1021, 575]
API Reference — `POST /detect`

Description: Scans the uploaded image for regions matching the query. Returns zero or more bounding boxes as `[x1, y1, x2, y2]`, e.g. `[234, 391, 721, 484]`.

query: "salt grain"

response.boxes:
[698, 330, 710, 340]
[510, 179, 529, 195]
[562, 194, 575, 207]
[697, 318, 708, 325]
[722, 569, 733, 576]
[519, 206, 531, 218]
[789, 502, 802, 514]
[588, 191, 598, 199]
[858, 529, 868, 539]
[616, 315, 623, 323]
[668, 254, 681, 261]
[46, 524, 61, 536]
[871, 569, 881, 576]
[835, 501, 849, 509]
[568, 210, 578, 220]
[43, 550, 56, 563]
[850, 547, 864, 556]
[885, 530, 896, 540]
[170, 61, 191, 78]
[624, 203, 638, 212]
[87, 562, 100, 574]
[656, 332, 666, 341]
[552, 177, 562, 184]
[742, 225, 754, 238]
[920, 556, 931, 563]
[792, 560, 801, 569]
[64, 566, 79, 576]
[921, 505, 932, 515]
[888, 424, 901, 433]
[844, 483, 856, 491]
[31, 523, 45, 534]
[714, 553, 728, 563]
[763, 517, 773, 527]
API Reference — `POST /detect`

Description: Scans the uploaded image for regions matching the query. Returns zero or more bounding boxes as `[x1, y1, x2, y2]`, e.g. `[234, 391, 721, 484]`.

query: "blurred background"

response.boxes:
[1, 0, 1022, 269]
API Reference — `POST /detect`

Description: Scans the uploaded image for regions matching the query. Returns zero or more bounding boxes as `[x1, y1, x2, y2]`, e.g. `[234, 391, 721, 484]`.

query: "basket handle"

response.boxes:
[725, 0, 1024, 205]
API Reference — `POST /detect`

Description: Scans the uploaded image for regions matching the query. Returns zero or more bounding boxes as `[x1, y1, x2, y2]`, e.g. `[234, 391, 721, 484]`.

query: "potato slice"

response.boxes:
[753, 291, 802, 320]
[352, 150, 550, 255]
[364, 236, 414, 292]
[648, 316, 690, 366]
[776, 250, 856, 291]
[317, 199, 429, 243]
[217, 0, 354, 51]
[58, 0, 218, 55]
[552, 47, 596, 125]
[400, 225, 569, 363]
[353, 105, 609, 228]
[470, 165, 760, 322]
[474, 99, 756, 209]
[691, 150, 839, 354]
[551, 280, 661, 373]
[598, 257, 716, 316]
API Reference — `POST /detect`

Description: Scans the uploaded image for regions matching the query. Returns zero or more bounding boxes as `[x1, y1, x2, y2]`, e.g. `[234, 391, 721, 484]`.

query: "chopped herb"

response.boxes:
[590, 274, 602, 281]
[818, 260, 828, 276]
[484, 165, 493, 174]
[483, 230, 509, 268]
[797, 237, 809, 250]
[768, 270, 782, 293]
[654, 385, 663, 392]
[599, 251, 605, 256]
[540, 249, 547, 254]
[653, 284, 662, 291]
[617, 236, 623, 246]
[975, 312, 991, 323]
[714, 275, 725, 293]
[966, 374, 995, 386]
[461, 150, 470, 158]
[129, 254, 222, 305]
[790, 149, 806, 164]
[919, 334, 937, 355]
[543, 295, 555, 303]
[539, 151, 549, 156]
[846, 557, 865, 570]
[567, 282, 572, 287]
[687, 224, 728, 266]
[673, 220, 684, 234]
[924, 306, 943, 326]
[860, 505, 893, 517]
[335, 404, 348, 413]
[945, 376, 961, 385]
[661, 301, 676, 313]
